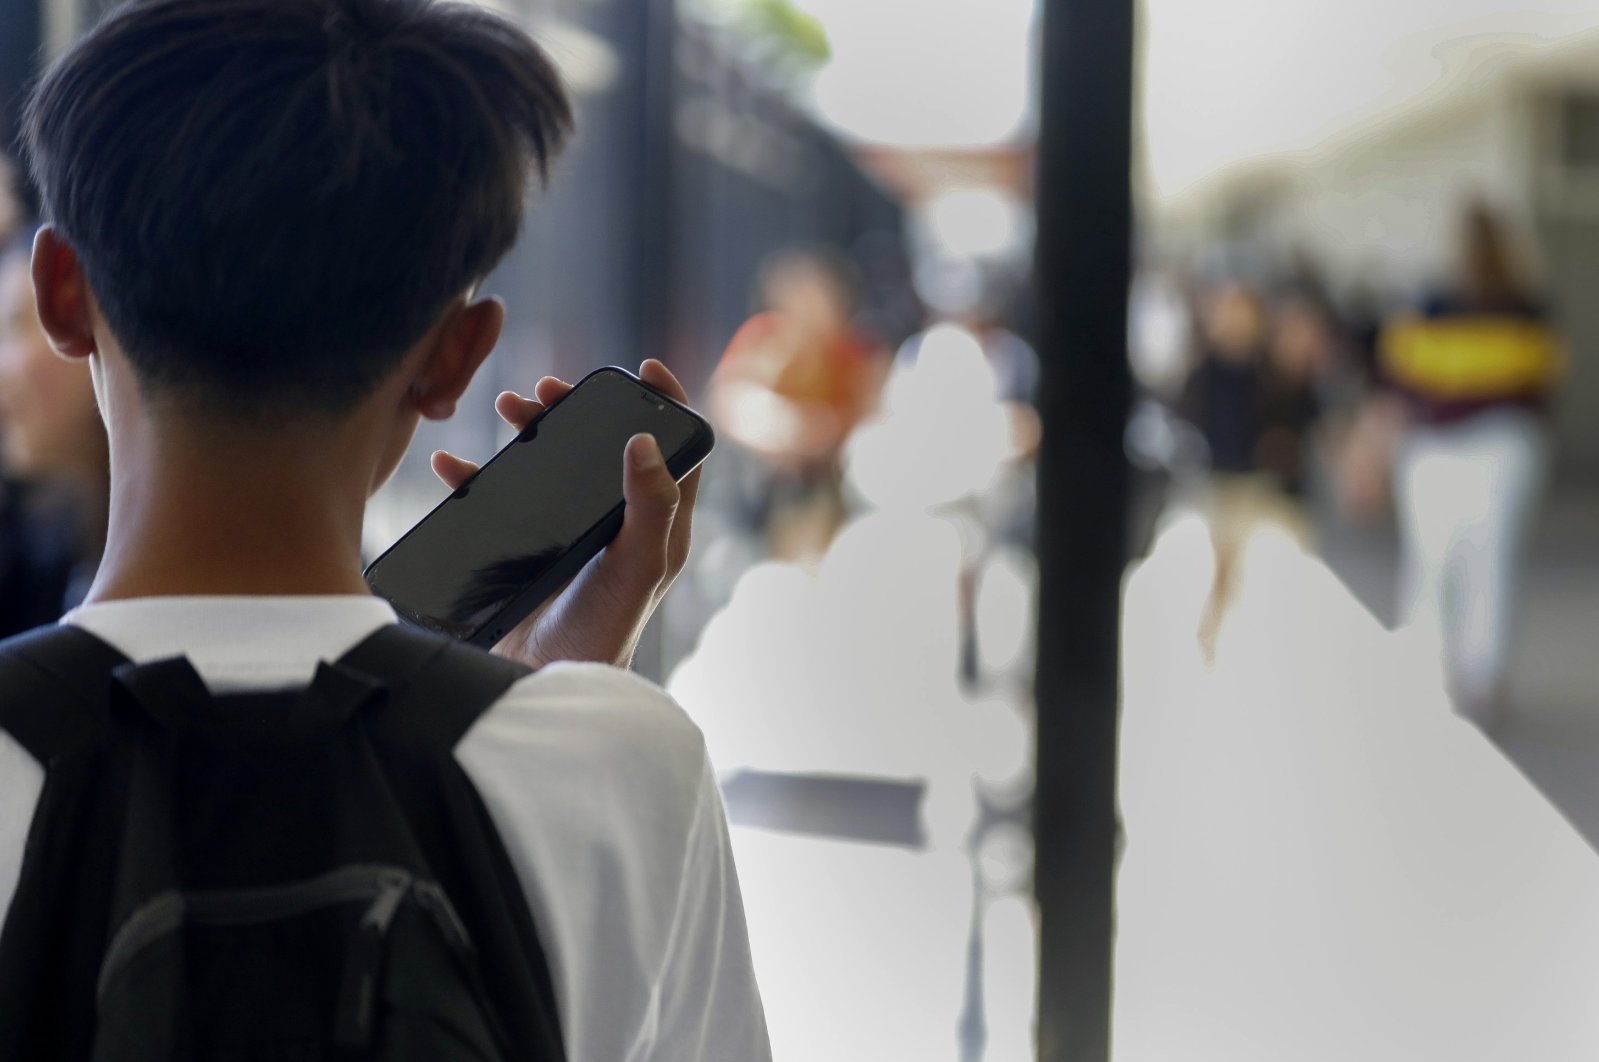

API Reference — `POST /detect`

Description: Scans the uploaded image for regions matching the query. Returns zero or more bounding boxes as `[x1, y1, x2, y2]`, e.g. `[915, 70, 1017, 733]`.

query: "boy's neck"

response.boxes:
[86, 411, 378, 603]
[64, 426, 112, 561]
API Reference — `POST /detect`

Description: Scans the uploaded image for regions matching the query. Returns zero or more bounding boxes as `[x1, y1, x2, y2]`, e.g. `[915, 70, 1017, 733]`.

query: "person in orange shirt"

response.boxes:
[709, 246, 887, 557]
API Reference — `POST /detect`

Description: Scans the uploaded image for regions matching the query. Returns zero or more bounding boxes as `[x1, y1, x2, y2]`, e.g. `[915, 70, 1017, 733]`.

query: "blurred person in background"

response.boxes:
[1180, 279, 1270, 484]
[707, 245, 888, 560]
[0, 227, 106, 631]
[1375, 200, 1565, 726]
[1179, 277, 1325, 657]
[1262, 285, 1339, 494]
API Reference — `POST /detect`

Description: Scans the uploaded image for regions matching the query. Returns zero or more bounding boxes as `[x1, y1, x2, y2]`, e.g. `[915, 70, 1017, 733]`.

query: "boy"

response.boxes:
[0, 0, 770, 1057]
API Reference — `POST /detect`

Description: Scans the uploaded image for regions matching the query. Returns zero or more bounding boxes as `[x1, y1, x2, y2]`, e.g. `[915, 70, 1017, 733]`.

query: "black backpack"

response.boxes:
[0, 622, 566, 1062]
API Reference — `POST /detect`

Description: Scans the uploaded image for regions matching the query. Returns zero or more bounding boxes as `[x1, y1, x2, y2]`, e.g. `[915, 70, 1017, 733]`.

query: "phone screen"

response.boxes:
[366, 368, 710, 642]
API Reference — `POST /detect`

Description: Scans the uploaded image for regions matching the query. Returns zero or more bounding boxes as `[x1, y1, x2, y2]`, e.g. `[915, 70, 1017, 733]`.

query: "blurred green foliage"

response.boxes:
[739, 0, 831, 67]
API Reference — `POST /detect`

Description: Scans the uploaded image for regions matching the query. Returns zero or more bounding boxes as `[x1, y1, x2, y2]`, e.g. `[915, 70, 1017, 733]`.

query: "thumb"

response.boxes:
[603, 434, 680, 596]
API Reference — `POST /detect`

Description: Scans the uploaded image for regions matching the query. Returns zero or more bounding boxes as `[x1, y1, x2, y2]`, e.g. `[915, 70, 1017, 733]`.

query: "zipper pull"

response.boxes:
[333, 870, 412, 1049]
[413, 880, 474, 956]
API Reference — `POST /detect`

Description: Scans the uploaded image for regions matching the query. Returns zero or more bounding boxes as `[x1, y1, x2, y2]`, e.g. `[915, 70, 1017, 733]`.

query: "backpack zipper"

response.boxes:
[333, 870, 413, 1048]
[96, 864, 414, 1002]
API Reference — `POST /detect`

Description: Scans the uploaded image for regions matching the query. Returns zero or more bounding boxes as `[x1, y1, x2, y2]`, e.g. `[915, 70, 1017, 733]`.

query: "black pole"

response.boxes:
[1032, 0, 1134, 1060]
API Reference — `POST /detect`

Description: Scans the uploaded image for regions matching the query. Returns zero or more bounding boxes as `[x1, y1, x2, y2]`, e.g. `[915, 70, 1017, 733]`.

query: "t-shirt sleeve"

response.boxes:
[652, 755, 771, 1061]
[455, 662, 770, 1062]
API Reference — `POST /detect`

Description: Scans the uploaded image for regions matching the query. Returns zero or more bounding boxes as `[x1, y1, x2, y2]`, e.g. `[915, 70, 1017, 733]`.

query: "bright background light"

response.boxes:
[802, 0, 1036, 148]
[1140, 0, 1599, 206]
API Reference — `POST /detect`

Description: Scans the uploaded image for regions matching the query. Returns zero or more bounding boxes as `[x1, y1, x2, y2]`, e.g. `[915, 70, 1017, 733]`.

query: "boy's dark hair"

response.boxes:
[22, 0, 573, 416]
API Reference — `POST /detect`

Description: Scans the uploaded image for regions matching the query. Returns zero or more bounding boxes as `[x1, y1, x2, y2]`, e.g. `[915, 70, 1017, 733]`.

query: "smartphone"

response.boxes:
[365, 366, 714, 647]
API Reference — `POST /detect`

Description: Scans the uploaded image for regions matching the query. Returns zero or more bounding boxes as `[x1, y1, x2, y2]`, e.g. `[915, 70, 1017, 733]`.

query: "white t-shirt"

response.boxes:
[0, 596, 770, 1062]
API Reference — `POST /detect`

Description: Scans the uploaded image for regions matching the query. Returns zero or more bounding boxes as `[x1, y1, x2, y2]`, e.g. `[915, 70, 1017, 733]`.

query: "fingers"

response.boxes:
[438, 363, 683, 496]
[493, 390, 544, 431]
[499, 363, 677, 433]
[532, 375, 572, 407]
[436, 383, 555, 492]
[596, 433, 681, 599]
[489, 376, 573, 434]
[637, 359, 699, 582]
[666, 463, 700, 579]
[623, 432, 681, 534]
[430, 449, 480, 491]
[638, 358, 688, 404]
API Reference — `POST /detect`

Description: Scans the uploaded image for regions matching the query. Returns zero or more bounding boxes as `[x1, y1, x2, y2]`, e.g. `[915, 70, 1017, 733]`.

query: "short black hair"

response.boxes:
[23, 0, 573, 416]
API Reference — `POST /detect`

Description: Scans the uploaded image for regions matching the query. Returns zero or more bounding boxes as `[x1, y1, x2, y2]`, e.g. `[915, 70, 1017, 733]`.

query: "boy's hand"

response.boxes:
[429, 359, 702, 670]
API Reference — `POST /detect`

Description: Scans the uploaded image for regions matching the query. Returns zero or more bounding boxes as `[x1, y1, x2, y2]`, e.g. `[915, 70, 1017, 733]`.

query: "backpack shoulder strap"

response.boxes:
[335, 624, 533, 751]
[336, 625, 563, 1060]
[0, 624, 129, 764]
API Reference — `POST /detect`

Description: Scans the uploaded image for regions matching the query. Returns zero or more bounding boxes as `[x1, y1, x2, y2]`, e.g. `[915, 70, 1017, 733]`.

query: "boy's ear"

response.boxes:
[30, 226, 98, 361]
[413, 296, 505, 421]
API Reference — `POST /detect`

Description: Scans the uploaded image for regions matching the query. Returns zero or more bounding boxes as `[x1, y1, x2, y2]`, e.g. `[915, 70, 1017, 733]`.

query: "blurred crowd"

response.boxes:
[1128, 199, 1565, 728]
[679, 192, 1564, 739]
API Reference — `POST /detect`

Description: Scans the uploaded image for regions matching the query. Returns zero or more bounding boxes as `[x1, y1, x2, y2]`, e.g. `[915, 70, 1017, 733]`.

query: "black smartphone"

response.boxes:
[364, 366, 714, 647]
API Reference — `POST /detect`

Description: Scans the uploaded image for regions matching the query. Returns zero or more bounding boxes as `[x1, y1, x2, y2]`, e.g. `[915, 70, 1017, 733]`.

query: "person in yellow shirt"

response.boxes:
[1377, 201, 1564, 727]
